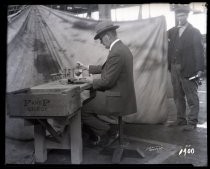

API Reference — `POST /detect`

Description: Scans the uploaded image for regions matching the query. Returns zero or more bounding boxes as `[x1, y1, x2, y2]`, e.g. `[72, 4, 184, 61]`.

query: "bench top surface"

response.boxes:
[31, 80, 92, 92]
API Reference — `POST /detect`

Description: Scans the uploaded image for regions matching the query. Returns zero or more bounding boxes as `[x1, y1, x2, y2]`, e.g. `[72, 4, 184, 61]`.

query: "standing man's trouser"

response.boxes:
[170, 64, 199, 125]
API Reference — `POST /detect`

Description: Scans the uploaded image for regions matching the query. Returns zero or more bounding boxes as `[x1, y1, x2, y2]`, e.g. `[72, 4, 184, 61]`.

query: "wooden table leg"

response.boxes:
[34, 123, 47, 163]
[70, 110, 83, 164]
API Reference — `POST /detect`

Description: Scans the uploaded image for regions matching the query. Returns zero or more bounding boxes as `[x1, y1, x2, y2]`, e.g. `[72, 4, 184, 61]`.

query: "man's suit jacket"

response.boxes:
[89, 40, 137, 116]
[167, 23, 205, 78]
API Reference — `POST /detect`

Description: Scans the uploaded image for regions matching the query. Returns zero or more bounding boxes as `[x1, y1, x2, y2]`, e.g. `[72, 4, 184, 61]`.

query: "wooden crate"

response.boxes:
[7, 86, 81, 117]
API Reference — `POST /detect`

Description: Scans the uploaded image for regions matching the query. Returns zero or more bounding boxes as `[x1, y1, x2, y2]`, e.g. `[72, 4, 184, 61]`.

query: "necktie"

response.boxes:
[177, 27, 181, 37]
[175, 27, 180, 42]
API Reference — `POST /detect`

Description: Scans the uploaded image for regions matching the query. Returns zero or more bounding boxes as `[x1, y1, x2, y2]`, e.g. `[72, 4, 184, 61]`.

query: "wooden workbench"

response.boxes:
[7, 80, 94, 164]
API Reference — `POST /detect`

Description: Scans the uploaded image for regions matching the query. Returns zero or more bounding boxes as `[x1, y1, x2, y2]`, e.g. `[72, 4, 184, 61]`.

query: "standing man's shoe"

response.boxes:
[165, 120, 187, 127]
[182, 124, 197, 131]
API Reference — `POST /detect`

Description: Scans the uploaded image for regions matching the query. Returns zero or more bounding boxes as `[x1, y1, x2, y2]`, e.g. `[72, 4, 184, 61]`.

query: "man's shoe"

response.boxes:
[104, 131, 119, 147]
[89, 131, 119, 147]
[111, 131, 119, 140]
[90, 134, 117, 147]
[182, 124, 196, 131]
[89, 135, 101, 146]
[165, 120, 187, 127]
[89, 134, 109, 146]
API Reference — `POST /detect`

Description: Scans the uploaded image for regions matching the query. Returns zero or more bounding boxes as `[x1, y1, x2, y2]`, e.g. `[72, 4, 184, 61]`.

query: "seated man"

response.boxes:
[78, 20, 137, 146]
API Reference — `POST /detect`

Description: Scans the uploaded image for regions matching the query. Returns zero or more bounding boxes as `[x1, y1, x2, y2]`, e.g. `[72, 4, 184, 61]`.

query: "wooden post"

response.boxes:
[70, 110, 83, 164]
[148, 4, 151, 18]
[87, 4, 92, 18]
[98, 4, 112, 20]
[114, 4, 117, 21]
[34, 123, 47, 163]
[138, 4, 142, 20]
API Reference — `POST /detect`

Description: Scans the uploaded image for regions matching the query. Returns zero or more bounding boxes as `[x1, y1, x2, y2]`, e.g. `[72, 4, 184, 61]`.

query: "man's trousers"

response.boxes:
[81, 91, 111, 136]
[170, 64, 199, 125]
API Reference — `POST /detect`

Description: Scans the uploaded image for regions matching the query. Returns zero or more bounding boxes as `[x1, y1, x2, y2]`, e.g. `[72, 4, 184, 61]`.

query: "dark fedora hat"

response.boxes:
[174, 5, 191, 14]
[94, 20, 119, 40]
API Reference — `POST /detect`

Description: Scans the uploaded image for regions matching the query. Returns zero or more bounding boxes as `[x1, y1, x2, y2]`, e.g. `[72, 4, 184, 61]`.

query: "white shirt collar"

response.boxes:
[178, 22, 189, 37]
[109, 39, 120, 51]
[177, 22, 188, 29]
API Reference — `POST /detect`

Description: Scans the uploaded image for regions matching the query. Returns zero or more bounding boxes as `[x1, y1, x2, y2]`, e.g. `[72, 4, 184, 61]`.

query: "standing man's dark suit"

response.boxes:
[168, 24, 204, 77]
[80, 21, 137, 144]
[167, 6, 205, 131]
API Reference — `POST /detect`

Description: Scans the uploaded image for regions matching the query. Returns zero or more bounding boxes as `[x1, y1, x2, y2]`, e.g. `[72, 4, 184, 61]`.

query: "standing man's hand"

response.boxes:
[197, 71, 204, 78]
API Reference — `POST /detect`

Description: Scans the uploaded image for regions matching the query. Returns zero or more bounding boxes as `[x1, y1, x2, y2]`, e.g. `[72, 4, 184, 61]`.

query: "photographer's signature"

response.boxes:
[146, 144, 195, 156]
[146, 145, 164, 152]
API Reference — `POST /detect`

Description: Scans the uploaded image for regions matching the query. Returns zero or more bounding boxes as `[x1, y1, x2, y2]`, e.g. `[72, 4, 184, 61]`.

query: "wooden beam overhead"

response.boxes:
[50, 4, 141, 14]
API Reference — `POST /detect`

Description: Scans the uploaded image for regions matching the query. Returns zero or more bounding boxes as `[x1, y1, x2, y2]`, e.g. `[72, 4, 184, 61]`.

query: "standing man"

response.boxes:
[78, 20, 137, 145]
[167, 5, 205, 131]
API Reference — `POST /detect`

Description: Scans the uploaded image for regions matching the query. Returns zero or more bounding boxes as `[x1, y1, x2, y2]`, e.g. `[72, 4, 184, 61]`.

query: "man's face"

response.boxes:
[99, 33, 111, 49]
[176, 12, 188, 26]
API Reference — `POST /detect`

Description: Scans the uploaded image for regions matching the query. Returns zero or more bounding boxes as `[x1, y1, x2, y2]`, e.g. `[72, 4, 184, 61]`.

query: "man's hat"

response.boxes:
[174, 5, 191, 14]
[94, 20, 119, 40]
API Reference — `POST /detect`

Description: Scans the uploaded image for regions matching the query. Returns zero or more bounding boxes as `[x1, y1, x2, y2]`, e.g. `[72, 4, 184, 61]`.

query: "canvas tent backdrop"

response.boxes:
[7, 5, 169, 140]
[39, 6, 169, 124]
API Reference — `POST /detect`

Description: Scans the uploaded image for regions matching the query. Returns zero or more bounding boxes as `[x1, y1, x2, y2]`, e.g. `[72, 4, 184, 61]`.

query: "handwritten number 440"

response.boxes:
[179, 145, 194, 156]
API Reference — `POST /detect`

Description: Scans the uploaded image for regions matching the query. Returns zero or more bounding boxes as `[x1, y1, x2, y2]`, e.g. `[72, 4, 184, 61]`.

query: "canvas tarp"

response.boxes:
[7, 6, 169, 129]
[39, 6, 169, 124]
[117, 16, 168, 124]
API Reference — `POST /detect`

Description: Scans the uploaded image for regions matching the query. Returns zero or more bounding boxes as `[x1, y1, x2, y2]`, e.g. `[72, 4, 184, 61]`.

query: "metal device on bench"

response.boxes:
[50, 67, 87, 85]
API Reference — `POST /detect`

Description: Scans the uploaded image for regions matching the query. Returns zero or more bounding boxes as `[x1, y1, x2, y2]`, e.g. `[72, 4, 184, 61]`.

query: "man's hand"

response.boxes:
[74, 68, 83, 77]
[197, 71, 204, 78]
[76, 61, 88, 70]
[85, 75, 93, 84]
